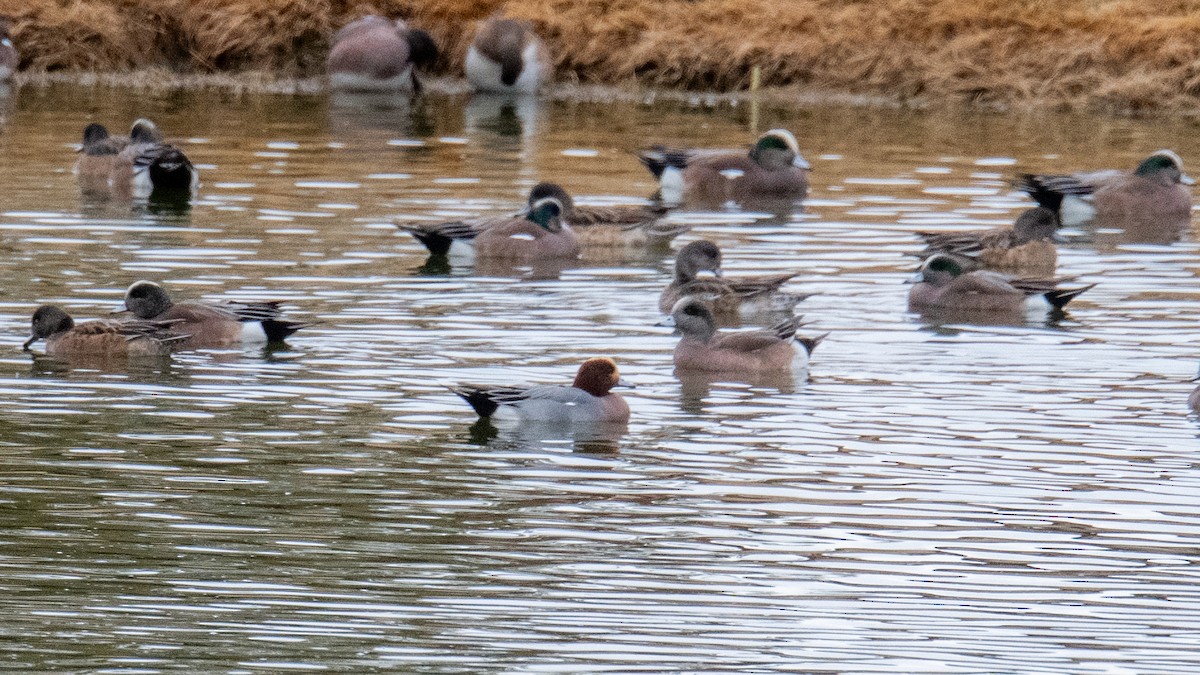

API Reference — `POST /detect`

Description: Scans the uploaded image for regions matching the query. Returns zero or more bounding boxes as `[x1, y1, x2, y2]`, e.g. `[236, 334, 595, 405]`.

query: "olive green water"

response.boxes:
[0, 83, 1198, 672]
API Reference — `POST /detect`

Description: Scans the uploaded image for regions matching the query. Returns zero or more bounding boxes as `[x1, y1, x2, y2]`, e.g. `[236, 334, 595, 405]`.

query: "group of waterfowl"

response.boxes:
[12, 12, 1200, 424]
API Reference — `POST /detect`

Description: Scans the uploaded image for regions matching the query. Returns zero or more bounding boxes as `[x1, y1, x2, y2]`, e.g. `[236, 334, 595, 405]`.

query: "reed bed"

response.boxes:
[3, 0, 1200, 111]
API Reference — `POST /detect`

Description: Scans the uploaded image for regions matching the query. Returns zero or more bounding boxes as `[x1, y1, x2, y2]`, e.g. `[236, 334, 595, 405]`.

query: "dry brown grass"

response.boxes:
[3, 0, 1200, 111]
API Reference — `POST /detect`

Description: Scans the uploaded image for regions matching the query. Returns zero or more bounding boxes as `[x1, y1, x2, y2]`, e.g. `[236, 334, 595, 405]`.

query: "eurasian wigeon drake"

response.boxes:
[327, 16, 438, 93]
[662, 297, 824, 376]
[914, 206, 1061, 276]
[398, 196, 579, 261]
[23, 305, 188, 357]
[659, 240, 807, 317]
[907, 254, 1094, 313]
[110, 119, 199, 199]
[638, 129, 810, 204]
[525, 182, 687, 249]
[118, 280, 309, 349]
[453, 357, 630, 423]
[1017, 150, 1193, 229]
[465, 16, 550, 94]
[0, 16, 16, 82]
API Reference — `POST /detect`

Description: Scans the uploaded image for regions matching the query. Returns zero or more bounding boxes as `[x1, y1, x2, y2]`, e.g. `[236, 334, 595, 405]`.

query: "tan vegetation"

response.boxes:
[3, 0, 1200, 112]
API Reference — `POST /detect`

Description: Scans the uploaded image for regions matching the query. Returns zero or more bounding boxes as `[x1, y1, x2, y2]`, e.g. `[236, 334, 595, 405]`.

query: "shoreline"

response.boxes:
[4, 1, 1200, 115]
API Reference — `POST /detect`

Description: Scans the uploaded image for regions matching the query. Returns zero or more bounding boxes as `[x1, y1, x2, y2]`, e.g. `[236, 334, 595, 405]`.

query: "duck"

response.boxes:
[523, 182, 686, 249]
[1016, 150, 1193, 228]
[453, 357, 630, 423]
[327, 16, 439, 93]
[908, 254, 1094, 313]
[638, 129, 810, 204]
[659, 240, 807, 317]
[914, 206, 1061, 276]
[661, 297, 824, 375]
[118, 280, 309, 348]
[398, 196, 579, 261]
[23, 305, 188, 357]
[74, 123, 130, 192]
[0, 16, 16, 82]
[110, 119, 199, 199]
[465, 16, 550, 94]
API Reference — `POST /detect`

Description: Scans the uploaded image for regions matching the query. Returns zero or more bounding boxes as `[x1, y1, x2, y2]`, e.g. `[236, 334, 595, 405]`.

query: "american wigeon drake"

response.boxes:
[0, 16, 17, 82]
[119, 280, 309, 348]
[1016, 150, 1194, 228]
[453, 357, 630, 423]
[638, 129, 811, 204]
[659, 240, 807, 317]
[525, 182, 687, 249]
[662, 297, 824, 376]
[327, 16, 438, 93]
[915, 206, 1061, 276]
[465, 16, 550, 94]
[23, 305, 187, 357]
[908, 254, 1094, 313]
[110, 119, 199, 199]
[398, 196, 579, 261]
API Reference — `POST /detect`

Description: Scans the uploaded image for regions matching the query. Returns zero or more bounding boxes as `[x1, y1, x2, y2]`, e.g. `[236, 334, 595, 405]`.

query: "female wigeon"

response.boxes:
[524, 182, 686, 249]
[74, 123, 130, 193]
[119, 280, 309, 348]
[453, 357, 630, 423]
[465, 16, 550, 94]
[659, 240, 806, 317]
[915, 206, 1061, 276]
[110, 119, 199, 199]
[0, 16, 16, 82]
[398, 196, 579, 261]
[23, 305, 187, 357]
[638, 129, 810, 204]
[663, 297, 824, 375]
[327, 16, 438, 93]
[1017, 150, 1193, 228]
[908, 254, 1094, 313]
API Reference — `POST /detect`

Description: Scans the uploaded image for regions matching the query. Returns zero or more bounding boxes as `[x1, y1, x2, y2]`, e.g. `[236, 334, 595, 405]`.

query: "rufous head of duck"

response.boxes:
[572, 357, 626, 397]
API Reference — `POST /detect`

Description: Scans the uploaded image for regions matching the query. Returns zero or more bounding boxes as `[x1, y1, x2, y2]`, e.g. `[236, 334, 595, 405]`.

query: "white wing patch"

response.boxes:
[509, 233, 536, 241]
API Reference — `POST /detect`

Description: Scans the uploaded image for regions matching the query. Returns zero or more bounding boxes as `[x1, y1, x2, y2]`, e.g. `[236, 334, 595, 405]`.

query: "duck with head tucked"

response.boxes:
[453, 358, 630, 424]
[660, 240, 807, 318]
[327, 15, 439, 93]
[23, 305, 188, 358]
[74, 123, 131, 193]
[908, 254, 1094, 314]
[524, 182, 685, 249]
[465, 16, 550, 94]
[398, 196, 579, 261]
[110, 119, 199, 199]
[119, 280, 309, 349]
[1016, 150, 1193, 230]
[661, 297, 824, 376]
[0, 16, 16, 82]
[638, 129, 810, 204]
[914, 206, 1062, 276]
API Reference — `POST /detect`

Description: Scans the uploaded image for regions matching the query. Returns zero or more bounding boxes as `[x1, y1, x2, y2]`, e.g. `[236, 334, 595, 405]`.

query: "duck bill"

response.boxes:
[615, 377, 635, 389]
[793, 155, 812, 170]
[1181, 173, 1196, 186]
[111, 303, 131, 315]
[655, 316, 677, 328]
[22, 336, 37, 351]
[905, 271, 924, 284]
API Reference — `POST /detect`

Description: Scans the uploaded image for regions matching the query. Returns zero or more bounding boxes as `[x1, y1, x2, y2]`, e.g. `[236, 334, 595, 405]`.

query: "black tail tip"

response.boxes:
[453, 387, 498, 418]
[1045, 284, 1096, 310]
[261, 320, 309, 342]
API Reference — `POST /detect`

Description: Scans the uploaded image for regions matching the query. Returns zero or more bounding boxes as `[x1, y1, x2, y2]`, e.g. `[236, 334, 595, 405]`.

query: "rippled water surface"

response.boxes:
[0, 84, 1199, 672]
